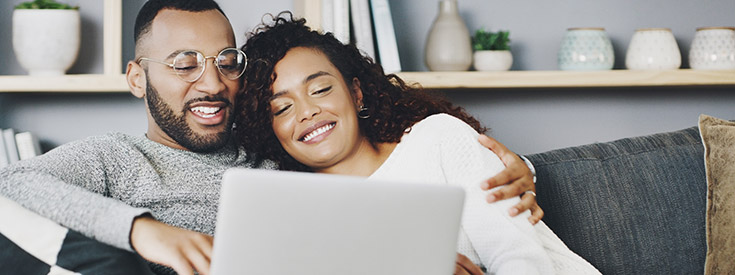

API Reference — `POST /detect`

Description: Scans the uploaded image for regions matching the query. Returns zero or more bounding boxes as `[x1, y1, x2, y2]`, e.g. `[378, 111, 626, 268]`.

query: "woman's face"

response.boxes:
[269, 47, 366, 170]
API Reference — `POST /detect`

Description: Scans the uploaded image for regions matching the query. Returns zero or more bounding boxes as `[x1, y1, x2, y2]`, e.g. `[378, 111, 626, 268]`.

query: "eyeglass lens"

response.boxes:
[172, 49, 246, 81]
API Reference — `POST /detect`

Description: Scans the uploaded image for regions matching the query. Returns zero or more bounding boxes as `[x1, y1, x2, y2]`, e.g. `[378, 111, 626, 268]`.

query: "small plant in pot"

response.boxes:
[472, 29, 513, 71]
[13, 0, 81, 76]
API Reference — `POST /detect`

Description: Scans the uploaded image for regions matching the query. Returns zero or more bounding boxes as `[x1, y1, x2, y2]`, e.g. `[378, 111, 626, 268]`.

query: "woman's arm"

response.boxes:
[430, 114, 552, 274]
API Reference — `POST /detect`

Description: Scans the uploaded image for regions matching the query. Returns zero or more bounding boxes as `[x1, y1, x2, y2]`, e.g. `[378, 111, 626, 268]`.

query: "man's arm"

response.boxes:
[131, 216, 214, 275]
[0, 137, 151, 251]
[477, 135, 543, 224]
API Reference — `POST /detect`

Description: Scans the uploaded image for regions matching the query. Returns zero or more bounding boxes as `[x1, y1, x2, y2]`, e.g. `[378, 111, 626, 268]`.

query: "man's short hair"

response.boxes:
[134, 0, 228, 45]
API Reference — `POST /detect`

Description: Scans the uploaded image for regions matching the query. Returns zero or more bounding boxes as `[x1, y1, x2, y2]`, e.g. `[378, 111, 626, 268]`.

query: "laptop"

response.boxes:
[211, 168, 465, 275]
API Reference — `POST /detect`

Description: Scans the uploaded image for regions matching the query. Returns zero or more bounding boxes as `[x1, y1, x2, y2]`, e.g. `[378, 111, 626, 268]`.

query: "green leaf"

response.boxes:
[15, 0, 78, 9]
[471, 28, 511, 51]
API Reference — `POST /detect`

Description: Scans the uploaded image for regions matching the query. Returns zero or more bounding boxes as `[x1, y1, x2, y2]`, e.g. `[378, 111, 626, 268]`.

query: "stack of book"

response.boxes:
[293, 0, 402, 73]
[0, 128, 43, 168]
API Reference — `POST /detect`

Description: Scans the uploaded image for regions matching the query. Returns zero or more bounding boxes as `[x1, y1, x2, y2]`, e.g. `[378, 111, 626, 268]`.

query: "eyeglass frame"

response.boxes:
[136, 47, 247, 83]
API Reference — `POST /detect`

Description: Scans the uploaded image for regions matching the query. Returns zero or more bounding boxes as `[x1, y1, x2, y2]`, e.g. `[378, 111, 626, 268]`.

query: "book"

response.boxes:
[350, 0, 376, 60]
[321, 0, 334, 36]
[332, 0, 350, 44]
[293, 0, 322, 31]
[318, 0, 350, 44]
[15, 131, 42, 160]
[3, 128, 20, 164]
[0, 130, 9, 168]
[370, 0, 401, 73]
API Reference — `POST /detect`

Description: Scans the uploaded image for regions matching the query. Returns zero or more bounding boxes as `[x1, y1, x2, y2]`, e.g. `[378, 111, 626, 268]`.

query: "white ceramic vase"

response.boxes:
[473, 50, 512, 71]
[424, 0, 472, 71]
[625, 28, 681, 70]
[12, 9, 81, 76]
[689, 27, 735, 70]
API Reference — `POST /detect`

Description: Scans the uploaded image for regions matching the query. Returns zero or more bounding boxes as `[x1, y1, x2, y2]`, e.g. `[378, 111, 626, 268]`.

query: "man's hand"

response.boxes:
[478, 134, 544, 224]
[130, 216, 214, 275]
[455, 253, 484, 275]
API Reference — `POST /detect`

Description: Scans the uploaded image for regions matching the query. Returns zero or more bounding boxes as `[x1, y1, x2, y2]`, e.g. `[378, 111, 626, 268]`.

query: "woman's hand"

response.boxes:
[477, 134, 544, 224]
[455, 253, 484, 275]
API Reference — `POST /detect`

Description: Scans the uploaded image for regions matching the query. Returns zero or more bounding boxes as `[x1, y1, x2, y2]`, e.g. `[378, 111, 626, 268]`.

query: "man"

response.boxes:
[0, 1, 539, 274]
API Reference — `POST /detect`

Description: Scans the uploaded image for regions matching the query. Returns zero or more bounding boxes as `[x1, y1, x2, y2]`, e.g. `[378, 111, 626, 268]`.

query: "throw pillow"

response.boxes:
[0, 195, 154, 275]
[699, 114, 735, 275]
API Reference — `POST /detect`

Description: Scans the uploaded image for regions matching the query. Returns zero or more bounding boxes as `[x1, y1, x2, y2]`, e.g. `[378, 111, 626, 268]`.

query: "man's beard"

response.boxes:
[145, 78, 234, 153]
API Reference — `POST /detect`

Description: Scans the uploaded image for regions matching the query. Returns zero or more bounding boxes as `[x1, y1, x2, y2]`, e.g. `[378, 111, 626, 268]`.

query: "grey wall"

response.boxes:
[1, 0, 733, 154]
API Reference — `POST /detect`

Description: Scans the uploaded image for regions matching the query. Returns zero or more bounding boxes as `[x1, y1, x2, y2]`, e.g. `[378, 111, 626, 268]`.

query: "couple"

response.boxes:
[236, 12, 599, 275]
[0, 1, 585, 275]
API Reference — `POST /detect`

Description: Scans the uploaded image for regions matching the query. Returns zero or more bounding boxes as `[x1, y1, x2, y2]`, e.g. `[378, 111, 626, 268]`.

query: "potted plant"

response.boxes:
[472, 29, 512, 71]
[13, 0, 80, 76]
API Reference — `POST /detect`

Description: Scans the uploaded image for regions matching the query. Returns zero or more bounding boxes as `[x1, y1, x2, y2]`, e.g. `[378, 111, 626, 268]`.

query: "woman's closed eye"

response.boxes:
[310, 86, 332, 96]
[272, 103, 292, 116]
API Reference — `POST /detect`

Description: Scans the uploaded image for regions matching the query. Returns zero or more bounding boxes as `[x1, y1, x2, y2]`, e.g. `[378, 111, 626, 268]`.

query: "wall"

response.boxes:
[1, 0, 733, 154]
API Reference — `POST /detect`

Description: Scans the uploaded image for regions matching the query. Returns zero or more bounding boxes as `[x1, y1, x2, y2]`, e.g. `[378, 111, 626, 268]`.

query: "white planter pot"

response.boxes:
[473, 50, 513, 71]
[13, 9, 81, 76]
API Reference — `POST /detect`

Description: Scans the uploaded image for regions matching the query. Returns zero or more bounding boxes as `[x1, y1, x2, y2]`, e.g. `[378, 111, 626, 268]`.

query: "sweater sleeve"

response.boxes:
[425, 114, 553, 275]
[0, 136, 151, 251]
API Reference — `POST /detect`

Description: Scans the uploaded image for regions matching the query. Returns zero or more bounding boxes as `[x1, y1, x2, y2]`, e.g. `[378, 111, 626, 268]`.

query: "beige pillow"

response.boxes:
[699, 114, 735, 274]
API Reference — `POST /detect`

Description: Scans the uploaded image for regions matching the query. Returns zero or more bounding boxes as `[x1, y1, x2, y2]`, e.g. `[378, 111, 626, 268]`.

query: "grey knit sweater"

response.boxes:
[0, 132, 271, 252]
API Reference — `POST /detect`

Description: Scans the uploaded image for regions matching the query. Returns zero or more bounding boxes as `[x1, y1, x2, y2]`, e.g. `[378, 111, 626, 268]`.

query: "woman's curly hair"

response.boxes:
[236, 12, 487, 171]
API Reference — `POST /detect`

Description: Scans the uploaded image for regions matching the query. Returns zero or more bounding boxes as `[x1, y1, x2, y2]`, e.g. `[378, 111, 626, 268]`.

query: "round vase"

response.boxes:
[625, 28, 681, 70]
[473, 50, 512, 71]
[557, 28, 614, 71]
[688, 27, 735, 70]
[424, 0, 472, 71]
[12, 9, 81, 76]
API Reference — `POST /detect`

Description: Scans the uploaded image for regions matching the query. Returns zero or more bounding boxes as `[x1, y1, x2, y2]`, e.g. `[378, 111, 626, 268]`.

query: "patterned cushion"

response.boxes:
[527, 126, 706, 274]
[0, 195, 153, 275]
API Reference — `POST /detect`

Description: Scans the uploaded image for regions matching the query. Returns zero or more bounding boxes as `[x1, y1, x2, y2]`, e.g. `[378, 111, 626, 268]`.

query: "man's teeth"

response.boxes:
[190, 106, 221, 118]
[303, 123, 335, 142]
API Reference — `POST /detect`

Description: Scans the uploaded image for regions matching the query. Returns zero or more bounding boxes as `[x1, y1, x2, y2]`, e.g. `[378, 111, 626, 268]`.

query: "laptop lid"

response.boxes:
[211, 168, 465, 275]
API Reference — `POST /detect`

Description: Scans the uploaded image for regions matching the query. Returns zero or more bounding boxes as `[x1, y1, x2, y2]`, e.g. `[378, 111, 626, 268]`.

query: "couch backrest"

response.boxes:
[527, 126, 706, 275]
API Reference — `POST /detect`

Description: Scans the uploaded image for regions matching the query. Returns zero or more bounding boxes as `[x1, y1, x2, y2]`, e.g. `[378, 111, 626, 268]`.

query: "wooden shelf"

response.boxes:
[0, 74, 128, 93]
[1, 69, 734, 92]
[396, 69, 735, 89]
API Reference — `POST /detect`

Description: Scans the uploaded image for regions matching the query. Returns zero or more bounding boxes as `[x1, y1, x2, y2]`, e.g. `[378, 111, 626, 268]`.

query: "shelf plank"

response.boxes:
[0, 70, 733, 92]
[396, 69, 735, 89]
[0, 74, 129, 92]
[103, 0, 123, 76]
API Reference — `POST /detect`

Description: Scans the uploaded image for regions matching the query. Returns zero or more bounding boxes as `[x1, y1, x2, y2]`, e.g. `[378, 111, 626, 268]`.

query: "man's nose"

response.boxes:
[193, 58, 226, 95]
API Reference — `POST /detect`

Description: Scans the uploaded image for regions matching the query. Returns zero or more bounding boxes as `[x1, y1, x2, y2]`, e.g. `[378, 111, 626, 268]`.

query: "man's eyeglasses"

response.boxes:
[137, 48, 247, 82]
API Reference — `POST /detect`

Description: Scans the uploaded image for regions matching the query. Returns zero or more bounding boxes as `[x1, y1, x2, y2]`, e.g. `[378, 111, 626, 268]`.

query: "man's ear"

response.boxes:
[127, 61, 147, 99]
[351, 77, 364, 106]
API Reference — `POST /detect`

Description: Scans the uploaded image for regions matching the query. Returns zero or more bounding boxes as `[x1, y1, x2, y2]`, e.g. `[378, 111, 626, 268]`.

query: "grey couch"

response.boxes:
[527, 126, 706, 274]
[1, 126, 706, 274]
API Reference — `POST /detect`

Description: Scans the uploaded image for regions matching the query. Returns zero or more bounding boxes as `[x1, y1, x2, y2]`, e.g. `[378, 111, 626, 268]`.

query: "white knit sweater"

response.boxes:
[369, 114, 600, 275]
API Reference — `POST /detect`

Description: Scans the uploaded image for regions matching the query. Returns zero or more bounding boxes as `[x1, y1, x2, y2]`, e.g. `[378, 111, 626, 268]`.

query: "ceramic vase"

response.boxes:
[689, 27, 735, 70]
[12, 9, 81, 76]
[424, 0, 472, 71]
[557, 28, 614, 71]
[473, 50, 512, 71]
[625, 28, 681, 70]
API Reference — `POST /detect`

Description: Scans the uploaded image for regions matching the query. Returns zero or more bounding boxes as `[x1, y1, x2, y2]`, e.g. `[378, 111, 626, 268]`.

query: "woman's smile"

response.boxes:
[299, 121, 337, 144]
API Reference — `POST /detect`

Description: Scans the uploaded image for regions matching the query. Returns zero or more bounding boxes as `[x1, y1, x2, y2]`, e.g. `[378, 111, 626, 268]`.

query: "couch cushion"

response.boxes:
[698, 114, 735, 274]
[527, 126, 706, 275]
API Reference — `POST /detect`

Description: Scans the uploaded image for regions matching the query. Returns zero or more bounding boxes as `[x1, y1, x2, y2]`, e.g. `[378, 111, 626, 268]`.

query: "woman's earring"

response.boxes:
[357, 105, 370, 119]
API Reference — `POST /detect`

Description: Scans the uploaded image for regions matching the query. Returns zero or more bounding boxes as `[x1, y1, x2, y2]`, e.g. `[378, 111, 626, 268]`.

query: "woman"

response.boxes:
[236, 13, 599, 275]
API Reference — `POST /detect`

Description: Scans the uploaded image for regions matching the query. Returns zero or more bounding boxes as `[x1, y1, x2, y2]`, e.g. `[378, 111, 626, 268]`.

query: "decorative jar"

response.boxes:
[558, 28, 614, 71]
[689, 27, 735, 70]
[625, 28, 681, 70]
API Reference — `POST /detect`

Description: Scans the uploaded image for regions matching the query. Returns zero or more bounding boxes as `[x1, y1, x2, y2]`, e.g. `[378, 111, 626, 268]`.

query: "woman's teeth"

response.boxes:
[302, 123, 335, 142]
[191, 106, 221, 118]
